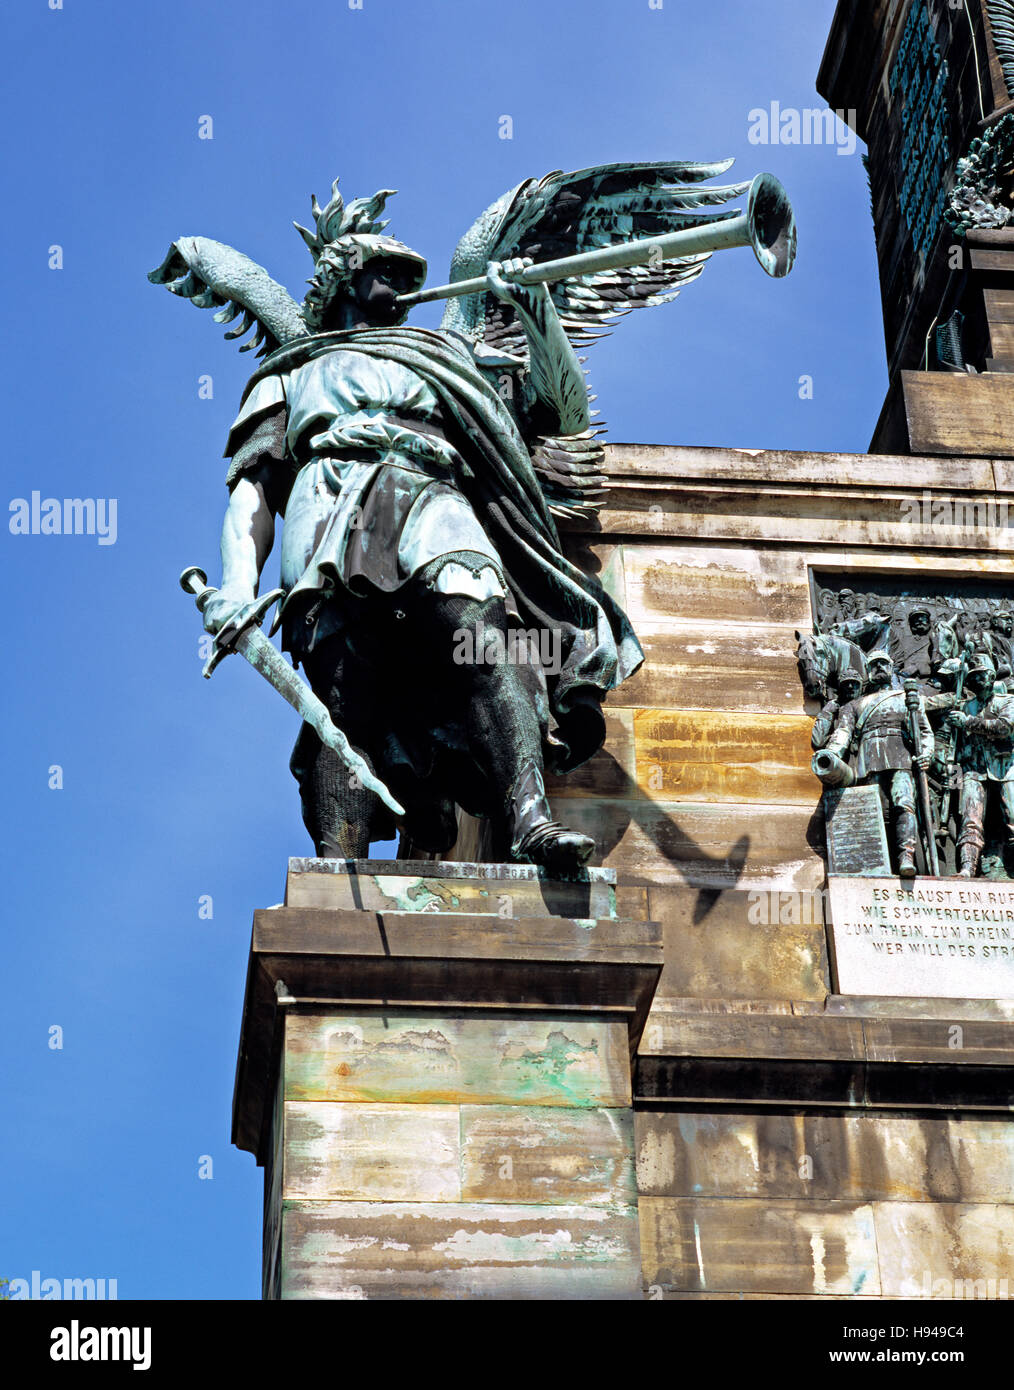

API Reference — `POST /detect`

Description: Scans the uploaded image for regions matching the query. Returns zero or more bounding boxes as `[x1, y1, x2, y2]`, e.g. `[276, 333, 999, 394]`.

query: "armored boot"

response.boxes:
[955, 843, 982, 879]
[508, 760, 594, 877]
[895, 810, 918, 879]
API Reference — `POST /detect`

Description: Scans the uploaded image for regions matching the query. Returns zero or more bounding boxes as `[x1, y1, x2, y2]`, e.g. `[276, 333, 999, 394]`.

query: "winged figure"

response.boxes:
[150, 161, 757, 872]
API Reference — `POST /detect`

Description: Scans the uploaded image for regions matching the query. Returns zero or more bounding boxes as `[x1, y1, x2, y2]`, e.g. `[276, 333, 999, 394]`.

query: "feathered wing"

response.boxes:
[148, 237, 309, 356]
[440, 160, 749, 520]
[986, 1, 1014, 97]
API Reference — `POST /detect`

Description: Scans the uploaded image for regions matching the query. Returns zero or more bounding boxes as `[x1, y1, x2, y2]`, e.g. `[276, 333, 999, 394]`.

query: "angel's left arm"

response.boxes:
[487, 258, 590, 436]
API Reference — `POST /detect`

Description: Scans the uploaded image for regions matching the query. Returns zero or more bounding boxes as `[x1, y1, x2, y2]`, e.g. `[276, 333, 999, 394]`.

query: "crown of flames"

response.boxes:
[294, 178, 396, 260]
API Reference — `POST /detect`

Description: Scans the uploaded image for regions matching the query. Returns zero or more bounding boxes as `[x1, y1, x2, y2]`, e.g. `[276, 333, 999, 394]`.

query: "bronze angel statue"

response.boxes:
[151, 160, 795, 873]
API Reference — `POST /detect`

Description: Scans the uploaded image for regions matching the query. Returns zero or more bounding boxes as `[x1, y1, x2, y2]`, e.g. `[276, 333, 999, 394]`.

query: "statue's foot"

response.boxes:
[897, 850, 917, 878]
[516, 821, 595, 877]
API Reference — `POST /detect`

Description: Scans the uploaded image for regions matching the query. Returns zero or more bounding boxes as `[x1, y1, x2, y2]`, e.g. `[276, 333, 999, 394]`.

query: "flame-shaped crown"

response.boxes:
[294, 178, 397, 260]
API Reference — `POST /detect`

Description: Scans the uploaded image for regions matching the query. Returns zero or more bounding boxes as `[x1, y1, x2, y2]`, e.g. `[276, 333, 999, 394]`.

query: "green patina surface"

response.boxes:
[284, 1013, 630, 1108]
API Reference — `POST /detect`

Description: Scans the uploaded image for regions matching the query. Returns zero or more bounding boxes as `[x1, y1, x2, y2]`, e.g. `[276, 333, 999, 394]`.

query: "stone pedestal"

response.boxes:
[233, 859, 661, 1300]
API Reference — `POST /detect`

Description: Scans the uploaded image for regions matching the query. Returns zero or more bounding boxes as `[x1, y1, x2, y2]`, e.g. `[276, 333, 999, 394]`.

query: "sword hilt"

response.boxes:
[180, 565, 214, 610]
[179, 564, 283, 678]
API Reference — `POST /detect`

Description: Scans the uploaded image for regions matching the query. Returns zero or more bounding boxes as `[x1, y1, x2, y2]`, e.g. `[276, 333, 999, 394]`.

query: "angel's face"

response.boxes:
[350, 260, 417, 327]
[316, 261, 414, 331]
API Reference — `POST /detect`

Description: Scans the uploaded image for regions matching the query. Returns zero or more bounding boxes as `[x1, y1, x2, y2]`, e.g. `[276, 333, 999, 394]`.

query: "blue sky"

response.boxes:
[3, 0, 879, 1300]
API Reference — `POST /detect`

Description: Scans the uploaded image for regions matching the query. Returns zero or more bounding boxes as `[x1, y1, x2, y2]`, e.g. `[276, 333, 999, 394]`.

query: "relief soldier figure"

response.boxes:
[889, 605, 959, 686]
[948, 652, 1014, 878]
[828, 590, 891, 652]
[822, 650, 934, 877]
[810, 670, 863, 752]
[982, 608, 1014, 680]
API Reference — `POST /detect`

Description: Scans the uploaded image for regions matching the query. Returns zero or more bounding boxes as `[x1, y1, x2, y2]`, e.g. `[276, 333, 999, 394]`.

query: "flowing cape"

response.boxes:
[246, 325, 643, 773]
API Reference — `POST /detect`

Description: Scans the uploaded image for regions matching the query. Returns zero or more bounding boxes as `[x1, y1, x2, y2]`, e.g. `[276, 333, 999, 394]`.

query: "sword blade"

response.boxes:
[232, 624, 406, 819]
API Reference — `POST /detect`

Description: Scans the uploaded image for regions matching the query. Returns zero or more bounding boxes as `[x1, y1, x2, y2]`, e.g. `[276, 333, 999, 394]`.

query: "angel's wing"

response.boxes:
[440, 160, 748, 522]
[439, 159, 749, 354]
[148, 237, 309, 356]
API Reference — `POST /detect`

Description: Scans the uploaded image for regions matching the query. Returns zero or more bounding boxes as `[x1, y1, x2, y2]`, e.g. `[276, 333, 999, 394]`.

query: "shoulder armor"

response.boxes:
[223, 375, 287, 458]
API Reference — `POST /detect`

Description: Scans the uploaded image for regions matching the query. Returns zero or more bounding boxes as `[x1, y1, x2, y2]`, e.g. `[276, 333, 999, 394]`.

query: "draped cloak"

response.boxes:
[230, 325, 644, 830]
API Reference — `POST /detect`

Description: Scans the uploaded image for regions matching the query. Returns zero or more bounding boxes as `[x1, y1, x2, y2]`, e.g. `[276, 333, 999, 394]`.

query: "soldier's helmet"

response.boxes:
[867, 649, 893, 668]
[838, 673, 863, 701]
[967, 652, 997, 679]
[933, 657, 962, 688]
[295, 179, 427, 330]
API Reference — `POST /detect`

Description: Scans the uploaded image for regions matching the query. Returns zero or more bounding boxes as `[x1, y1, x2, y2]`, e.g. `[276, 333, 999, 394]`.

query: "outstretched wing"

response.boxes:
[440, 160, 748, 523]
[148, 237, 309, 356]
[440, 159, 749, 355]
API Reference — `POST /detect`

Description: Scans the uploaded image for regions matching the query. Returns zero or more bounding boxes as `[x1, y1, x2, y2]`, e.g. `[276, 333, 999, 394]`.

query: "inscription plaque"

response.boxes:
[828, 876, 1014, 999]
[824, 786, 893, 878]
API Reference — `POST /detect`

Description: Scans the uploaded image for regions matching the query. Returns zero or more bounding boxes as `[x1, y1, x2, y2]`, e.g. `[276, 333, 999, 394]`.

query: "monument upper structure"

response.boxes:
[820, 0, 1014, 454]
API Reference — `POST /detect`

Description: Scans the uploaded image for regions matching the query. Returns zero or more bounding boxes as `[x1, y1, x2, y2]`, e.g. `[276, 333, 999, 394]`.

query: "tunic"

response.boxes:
[226, 350, 506, 648]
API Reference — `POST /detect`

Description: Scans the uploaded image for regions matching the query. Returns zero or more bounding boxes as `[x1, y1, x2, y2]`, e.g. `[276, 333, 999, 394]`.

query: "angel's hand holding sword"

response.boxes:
[180, 566, 406, 818]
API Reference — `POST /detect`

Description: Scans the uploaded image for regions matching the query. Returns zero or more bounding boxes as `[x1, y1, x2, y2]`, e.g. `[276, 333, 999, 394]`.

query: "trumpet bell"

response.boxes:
[748, 172, 798, 279]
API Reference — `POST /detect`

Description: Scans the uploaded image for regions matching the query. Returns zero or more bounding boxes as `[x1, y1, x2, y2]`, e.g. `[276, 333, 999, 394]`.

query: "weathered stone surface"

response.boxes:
[619, 542, 812, 627]
[460, 1105, 636, 1206]
[284, 858, 618, 919]
[638, 1005, 865, 1064]
[283, 1012, 632, 1109]
[263, 1078, 284, 1301]
[547, 797, 825, 890]
[993, 459, 1014, 492]
[603, 622, 810, 716]
[828, 877, 1014, 1000]
[545, 709, 636, 797]
[282, 1102, 461, 1202]
[602, 442, 998, 493]
[638, 1196, 881, 1296]
[900, 370, 1014, 459]
[860, 1015, 1014, 1065]
[874, 1202, 1014, 1298]
[632, 708, 815, 805]
[635, 1000, 1014, 1109]
[635, 1111, 1014, 1204]
[279, 1200, 643, 1299]
[645, 884, 830, 1002]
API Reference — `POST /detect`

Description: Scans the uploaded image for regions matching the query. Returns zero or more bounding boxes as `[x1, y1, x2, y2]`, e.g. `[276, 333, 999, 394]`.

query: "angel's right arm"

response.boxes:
[204, 407, 288, 633]
[220, 471, 276, 599]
